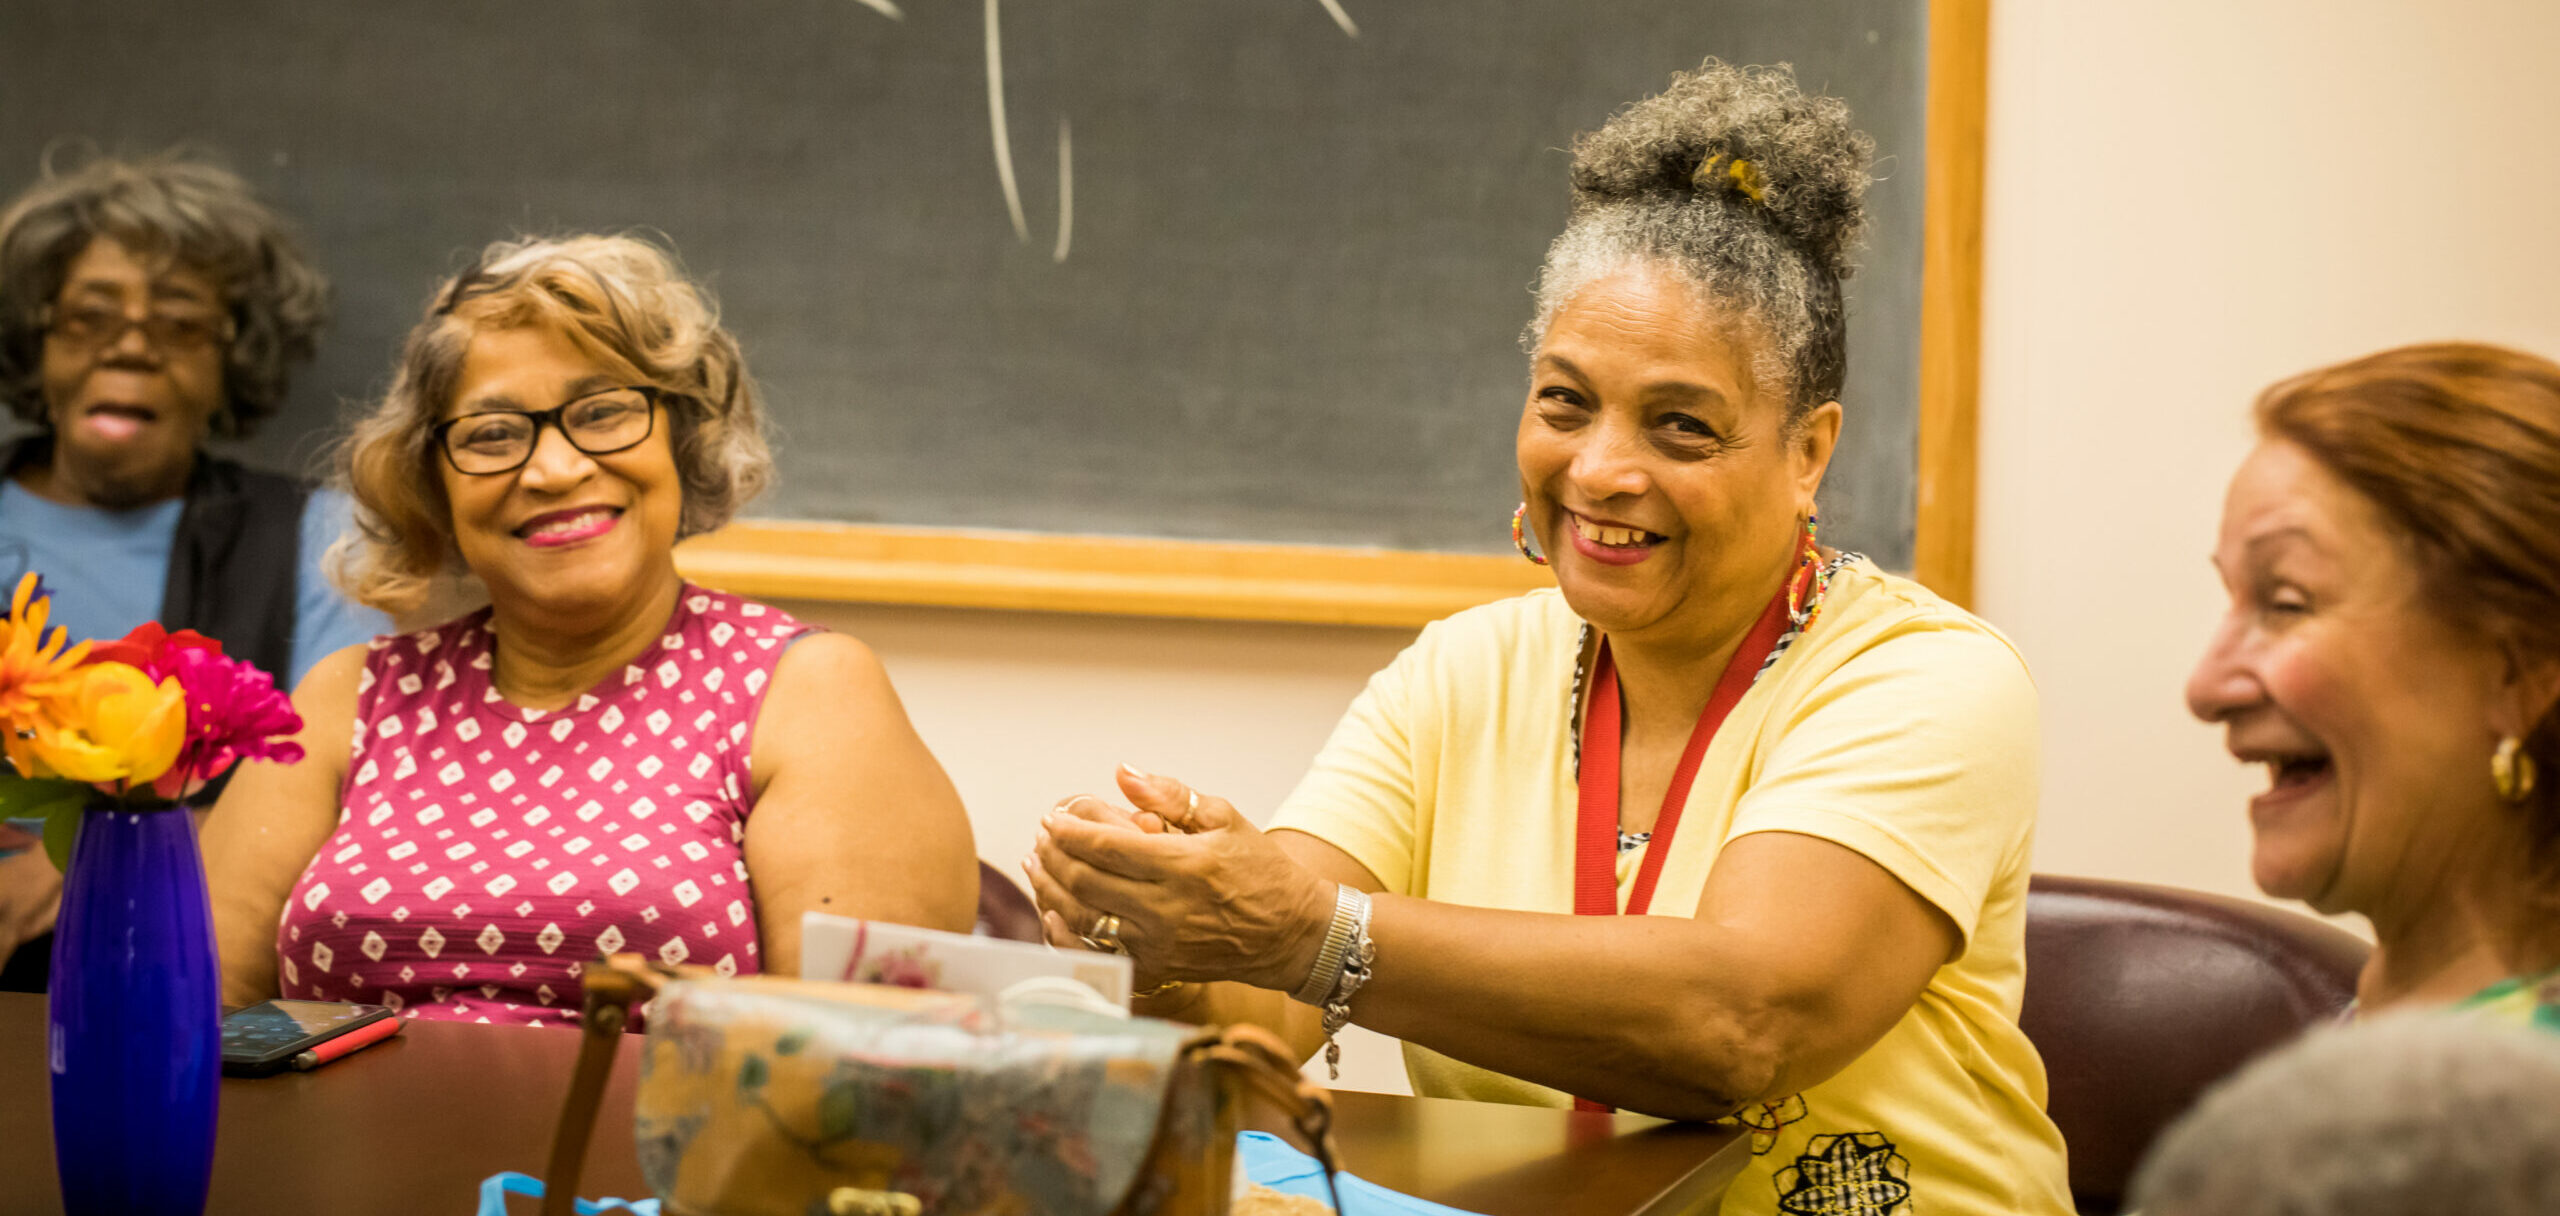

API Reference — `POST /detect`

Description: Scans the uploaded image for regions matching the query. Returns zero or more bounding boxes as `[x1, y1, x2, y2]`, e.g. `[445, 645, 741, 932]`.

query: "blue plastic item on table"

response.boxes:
[1237, 1131, 1490, 1216]
[474, 1132, 1483, 1216]
[475, 1171, 659, 1215]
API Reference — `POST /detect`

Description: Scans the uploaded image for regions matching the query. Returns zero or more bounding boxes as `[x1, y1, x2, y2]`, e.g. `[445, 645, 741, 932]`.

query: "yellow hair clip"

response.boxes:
[1726, 158, 1766, 203]
[1692, 153, 1727, 191]
[1689, 153, 1767, 204]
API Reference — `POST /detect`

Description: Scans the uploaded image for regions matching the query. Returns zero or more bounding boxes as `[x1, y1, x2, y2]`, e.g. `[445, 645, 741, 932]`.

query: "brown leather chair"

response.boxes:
[975, 859, 1044, 943]
[2020, 874, 2368, 1215]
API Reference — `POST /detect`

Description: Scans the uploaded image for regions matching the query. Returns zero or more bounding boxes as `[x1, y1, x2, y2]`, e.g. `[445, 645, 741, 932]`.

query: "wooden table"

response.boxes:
[0, 994, 1744, 1214]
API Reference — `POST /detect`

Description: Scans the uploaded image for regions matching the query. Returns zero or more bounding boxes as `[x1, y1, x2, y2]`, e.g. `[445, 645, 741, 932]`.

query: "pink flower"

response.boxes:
[87, 622, 223, 680]
[147, 643, 305, 802]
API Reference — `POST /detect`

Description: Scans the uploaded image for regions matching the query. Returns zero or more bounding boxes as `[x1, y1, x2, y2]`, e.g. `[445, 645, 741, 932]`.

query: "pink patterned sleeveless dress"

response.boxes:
[275, 585, 816, 1026]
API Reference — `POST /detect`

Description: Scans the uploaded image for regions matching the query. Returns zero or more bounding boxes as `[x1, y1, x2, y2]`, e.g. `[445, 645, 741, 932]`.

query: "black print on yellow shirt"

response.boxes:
[1731, 1093, 1809, 1154]
[1774, 1132, 1912, 1216]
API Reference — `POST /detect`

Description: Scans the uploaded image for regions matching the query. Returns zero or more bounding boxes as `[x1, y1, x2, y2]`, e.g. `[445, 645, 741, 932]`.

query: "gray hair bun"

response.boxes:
[1567, 60, 1871, 283]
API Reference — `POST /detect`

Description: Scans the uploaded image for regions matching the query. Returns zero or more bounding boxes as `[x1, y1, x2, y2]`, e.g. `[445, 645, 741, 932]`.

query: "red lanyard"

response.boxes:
[1572, 570, 1804, 919]
[1556, 576, 1802, 1116]
[1565, 564, 1812, 1113]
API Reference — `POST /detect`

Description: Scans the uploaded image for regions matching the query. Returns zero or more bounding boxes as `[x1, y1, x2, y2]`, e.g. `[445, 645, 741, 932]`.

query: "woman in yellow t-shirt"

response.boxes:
[1024, 60, 2071, 1216]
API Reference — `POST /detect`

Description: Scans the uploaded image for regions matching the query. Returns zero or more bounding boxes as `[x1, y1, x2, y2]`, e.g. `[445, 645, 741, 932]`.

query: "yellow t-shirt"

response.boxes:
[1269, 558, 2072, 1216]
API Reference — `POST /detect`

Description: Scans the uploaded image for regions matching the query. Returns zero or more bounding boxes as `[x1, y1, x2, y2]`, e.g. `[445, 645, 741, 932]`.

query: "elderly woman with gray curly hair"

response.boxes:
[1027, 61, 2071, 1216]
[0, 152, 383, 690]
[202, 234, 978, 1026]
[0, 152, 388, 990]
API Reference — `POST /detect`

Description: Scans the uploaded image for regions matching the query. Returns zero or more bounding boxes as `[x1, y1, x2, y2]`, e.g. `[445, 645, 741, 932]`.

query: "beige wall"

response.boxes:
[772, 0, 2560, 1093]
[1975, 0, 2560, 902]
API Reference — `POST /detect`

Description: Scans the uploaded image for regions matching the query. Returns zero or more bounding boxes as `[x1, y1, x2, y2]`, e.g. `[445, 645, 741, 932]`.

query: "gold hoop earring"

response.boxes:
[1511, 502, 1548, 566]
[2493, 736, 2539, 804]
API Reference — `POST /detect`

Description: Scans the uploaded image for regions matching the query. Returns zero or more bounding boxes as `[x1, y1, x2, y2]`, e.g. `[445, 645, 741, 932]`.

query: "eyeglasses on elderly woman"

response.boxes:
[428, 383, 665, 475]
[40, 300, 236, 353]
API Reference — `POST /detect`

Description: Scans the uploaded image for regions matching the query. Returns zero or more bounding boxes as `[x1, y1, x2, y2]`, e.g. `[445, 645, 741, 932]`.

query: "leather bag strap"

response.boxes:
[1183, 1024, 1345, 1213]
[540, 957, 662, 1216]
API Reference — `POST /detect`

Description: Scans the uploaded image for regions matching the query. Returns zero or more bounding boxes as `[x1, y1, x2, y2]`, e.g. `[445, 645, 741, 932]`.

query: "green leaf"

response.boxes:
[775, 1028, 811, 1056]
[738, 1053, 768, 1090]
[0, 771, 82, 819]
[41, 797, 87, 871]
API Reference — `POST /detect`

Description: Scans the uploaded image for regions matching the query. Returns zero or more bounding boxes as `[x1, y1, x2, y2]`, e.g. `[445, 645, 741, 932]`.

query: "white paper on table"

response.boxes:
[799, 910, 1133, 1006]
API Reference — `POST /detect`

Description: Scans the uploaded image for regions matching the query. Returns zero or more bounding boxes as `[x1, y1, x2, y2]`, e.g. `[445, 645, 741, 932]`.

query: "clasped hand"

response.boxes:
[1023, 765, 1330, 995]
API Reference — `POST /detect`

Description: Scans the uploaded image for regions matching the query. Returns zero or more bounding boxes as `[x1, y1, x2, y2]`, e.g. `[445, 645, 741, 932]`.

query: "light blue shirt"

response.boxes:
[0, 479, 388, 688]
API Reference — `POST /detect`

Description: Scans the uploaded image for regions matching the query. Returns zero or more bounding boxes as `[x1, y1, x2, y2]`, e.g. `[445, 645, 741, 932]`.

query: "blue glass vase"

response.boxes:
[47, 803, 221, 1216]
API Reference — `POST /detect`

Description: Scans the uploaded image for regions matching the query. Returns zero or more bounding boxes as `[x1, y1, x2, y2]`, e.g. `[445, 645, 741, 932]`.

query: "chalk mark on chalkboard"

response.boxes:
[1054, 117, 1074, 263]
[849, 0, 904, 19]
[982, 0, 1074, 258]
[977, 0, 1353, 258]
[1316, 0, 1360, 39]
[983, 0, 1030, 243]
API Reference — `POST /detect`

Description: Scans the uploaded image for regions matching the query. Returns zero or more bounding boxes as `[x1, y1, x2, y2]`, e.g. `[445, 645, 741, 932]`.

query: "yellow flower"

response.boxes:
[0, 573, 91, 735]
[14, 662, 185, 787]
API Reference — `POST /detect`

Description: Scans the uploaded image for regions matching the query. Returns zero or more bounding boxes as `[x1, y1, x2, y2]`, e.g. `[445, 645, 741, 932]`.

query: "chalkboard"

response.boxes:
[2, 0, 1928, 570]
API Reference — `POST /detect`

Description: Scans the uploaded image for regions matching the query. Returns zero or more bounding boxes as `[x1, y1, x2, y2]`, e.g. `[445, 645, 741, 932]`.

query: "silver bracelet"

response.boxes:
[1319, 889, 1375, 1081]
[1291, 884, 1362, 1005]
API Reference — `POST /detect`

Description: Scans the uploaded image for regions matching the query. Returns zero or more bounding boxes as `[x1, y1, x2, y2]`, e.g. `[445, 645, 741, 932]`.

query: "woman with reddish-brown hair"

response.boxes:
[2188, 342, 2560, 1029]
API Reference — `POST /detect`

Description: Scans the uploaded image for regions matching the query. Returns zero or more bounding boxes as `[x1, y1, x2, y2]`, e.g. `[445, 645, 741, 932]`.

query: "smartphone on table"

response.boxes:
[220, 1000, 400, 1077]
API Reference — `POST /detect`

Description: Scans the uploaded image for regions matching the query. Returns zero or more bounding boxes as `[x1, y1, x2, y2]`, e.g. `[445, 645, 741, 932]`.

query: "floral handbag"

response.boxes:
[538, 955, 1344, 1216]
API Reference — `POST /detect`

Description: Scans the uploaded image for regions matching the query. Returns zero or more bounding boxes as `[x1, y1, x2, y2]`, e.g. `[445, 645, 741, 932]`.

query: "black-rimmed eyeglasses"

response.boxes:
[430, 385, 666, 476]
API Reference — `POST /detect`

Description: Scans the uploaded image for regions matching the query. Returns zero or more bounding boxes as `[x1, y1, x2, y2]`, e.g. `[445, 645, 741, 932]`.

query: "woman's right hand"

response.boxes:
[1023, 786, 1158, 960]
[1020, 777, 1188, 943]
[1024, 767, 1336, 996]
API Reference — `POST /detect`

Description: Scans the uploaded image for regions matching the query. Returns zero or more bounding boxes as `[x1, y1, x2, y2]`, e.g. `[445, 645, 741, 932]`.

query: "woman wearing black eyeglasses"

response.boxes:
[202, 234, 978, 1025]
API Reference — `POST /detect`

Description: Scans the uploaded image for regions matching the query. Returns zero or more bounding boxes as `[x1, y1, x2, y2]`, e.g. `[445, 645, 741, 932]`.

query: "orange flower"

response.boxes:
[12, 661, 185, 787]
[0, 573, 92, 749]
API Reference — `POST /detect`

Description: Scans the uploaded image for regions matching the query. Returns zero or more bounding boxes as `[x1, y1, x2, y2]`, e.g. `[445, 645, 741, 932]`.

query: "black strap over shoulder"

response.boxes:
[2, 436, 315, 688]
[159, 453, 311, 689]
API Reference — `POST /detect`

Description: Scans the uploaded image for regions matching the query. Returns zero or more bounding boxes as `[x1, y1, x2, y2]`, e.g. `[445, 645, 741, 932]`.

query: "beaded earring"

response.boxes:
[1786, 509, 1832, 628]
[1511, 502, 1548, 566]
[2494, 736, 2539, 804]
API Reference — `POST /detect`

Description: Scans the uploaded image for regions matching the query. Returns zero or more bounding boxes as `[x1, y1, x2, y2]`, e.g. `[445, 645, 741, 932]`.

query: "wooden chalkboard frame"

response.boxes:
[675, 0, 1987, 625]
